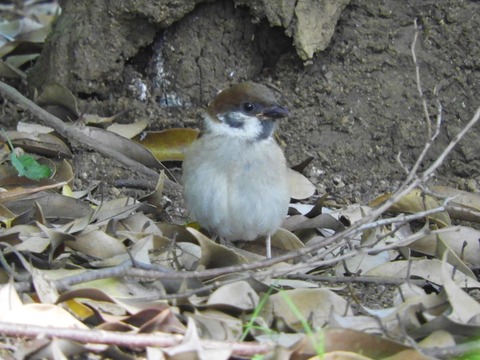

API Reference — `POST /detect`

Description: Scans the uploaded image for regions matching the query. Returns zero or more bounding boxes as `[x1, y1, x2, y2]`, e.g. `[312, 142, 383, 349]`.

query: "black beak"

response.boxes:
[261, 105, 289, 119]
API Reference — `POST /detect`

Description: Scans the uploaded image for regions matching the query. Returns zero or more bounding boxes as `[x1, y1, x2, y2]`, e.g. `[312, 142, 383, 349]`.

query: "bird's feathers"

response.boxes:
[182, 82, 290, 246]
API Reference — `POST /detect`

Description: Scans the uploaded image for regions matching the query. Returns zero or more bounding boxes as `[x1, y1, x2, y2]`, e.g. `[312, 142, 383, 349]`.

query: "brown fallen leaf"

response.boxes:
[433, 185, 480, 223]
[35, 82, 79, 118]
[134, 128, 200, 162]
[5, 130, 72, 158]
[410, 226, 480, 267]
[66, 228, 127, 259]
[370, 189, 451, 227]
[187, 227, 248, 268]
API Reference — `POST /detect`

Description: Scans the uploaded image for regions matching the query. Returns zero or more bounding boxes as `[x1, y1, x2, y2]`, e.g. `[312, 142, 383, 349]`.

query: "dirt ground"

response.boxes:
[23, 0, 480, 208]
[2, 0, 480, 310]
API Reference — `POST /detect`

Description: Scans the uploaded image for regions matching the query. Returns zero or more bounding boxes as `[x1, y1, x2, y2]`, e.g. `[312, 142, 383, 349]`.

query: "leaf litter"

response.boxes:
[2, 126, 480, 359]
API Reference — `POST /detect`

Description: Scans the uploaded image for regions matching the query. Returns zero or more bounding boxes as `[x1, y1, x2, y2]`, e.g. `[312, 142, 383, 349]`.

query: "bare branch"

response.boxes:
[0, 322, 273, 356]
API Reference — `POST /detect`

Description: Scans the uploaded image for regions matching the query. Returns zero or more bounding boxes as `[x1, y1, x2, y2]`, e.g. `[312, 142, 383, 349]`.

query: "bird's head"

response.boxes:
[203, 82, 289, 141]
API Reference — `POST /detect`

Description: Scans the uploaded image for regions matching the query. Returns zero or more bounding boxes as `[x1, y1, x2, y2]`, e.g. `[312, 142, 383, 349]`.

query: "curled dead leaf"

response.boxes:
[36, 83, 79, 118]
[186, 227, 248, 268]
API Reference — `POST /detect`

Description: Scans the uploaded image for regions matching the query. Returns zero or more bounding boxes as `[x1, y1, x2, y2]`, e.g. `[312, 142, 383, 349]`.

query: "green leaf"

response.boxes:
[14, 154, 53, 180]
[2, 129, 53, 180]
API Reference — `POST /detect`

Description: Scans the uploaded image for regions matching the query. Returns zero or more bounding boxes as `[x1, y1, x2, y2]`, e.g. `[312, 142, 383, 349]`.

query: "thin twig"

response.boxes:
[400, 20, 443, 188]
[0, 322, 273, 356]
[285, 274, 428, 287]
[411, 18, 432, 139]
[357, 204, 447, 232]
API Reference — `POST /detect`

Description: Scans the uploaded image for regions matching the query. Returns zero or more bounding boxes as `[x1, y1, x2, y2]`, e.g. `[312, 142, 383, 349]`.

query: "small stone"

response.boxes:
[466, 179, 479, 192]
[332, 175, 342, 185]
[308, 166, 325, 179]
[332, 175, 345, 188]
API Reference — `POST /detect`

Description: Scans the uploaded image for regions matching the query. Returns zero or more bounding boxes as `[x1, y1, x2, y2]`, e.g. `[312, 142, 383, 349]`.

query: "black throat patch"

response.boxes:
[258, 120, 275, 140]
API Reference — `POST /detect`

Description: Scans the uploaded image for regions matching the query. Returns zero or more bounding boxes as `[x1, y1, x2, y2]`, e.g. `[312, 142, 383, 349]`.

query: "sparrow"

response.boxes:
[182, 82, 290, 258]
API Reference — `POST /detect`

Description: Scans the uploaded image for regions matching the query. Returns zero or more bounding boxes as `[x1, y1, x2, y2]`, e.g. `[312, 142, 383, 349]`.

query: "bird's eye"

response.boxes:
[242, 102, 254, 112]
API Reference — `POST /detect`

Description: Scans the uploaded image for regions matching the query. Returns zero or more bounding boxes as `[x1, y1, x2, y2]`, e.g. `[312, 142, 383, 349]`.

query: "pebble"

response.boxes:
[466, 179, 479, 192]
[333, 175, 345, 188]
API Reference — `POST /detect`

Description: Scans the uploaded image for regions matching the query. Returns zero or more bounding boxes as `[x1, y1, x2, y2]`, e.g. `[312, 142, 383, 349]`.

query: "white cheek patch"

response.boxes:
[207, 112, 264, 139]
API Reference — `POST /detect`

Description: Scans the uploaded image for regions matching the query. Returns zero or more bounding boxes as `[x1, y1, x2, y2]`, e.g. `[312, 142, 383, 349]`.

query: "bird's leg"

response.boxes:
[266, 235, 272, 258]
[218, 236, 228, 245]
[217, 236, 232, 247]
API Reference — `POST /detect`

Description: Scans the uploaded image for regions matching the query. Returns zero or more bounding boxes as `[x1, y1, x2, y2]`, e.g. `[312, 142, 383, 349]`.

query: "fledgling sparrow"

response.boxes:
[182, 82, 290, 258]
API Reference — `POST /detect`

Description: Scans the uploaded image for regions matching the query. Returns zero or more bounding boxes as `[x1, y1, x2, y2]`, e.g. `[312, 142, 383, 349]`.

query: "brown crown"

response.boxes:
[207, 82, 280, 118]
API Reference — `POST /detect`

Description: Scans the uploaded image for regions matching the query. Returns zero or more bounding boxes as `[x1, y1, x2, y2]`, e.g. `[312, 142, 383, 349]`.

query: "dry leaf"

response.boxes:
[0, 303, 89, 328]
[165, 317, 232, 359]
[134, 128, 200, 161]
[268, 289, 353, 332]
[287, 168, 316, 200]
[370, 189, 451, 227]
[434, 185, 480, 223]
[418, 330, 455, 349]
[441, 252, 480, 323]
[366, 259, 480, 288]
[36, 83, 80, 117]
[323, 328, 430, 359]
[5, 130, 72, 158]
[410, 226, 480, 267]
[189, 309, 243, 340]
[187, 227, 248, 268]
[67, 229, 127, 259]
[107, 119, 149, 139]
[0, 281, 23, 318]
[206, 281, 259, 310]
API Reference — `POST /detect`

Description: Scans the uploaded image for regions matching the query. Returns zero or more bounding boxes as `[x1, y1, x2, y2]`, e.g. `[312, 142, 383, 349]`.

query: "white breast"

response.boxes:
[182, 135, 290, 241]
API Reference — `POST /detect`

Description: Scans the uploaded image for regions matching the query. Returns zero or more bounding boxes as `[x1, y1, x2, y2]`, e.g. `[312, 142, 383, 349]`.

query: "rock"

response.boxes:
[236, 0, 351, 60]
